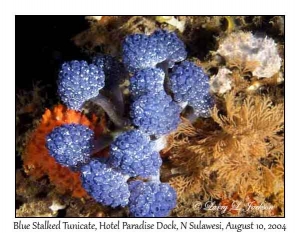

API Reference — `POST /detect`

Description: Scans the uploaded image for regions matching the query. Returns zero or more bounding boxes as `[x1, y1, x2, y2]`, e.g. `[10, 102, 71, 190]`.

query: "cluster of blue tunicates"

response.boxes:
[123, 30, 214, 216]
[46, 29, 214, 217]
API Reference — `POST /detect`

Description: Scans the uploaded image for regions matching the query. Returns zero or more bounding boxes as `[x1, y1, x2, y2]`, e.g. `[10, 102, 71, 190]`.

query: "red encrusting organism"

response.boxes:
[23, 104, 106, 198]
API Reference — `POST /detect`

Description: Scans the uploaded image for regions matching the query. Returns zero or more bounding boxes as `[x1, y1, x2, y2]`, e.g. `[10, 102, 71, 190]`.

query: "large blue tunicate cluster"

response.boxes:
[46, 124, 94, 169]
[170, 61, 214, 117]
[125, 30, 213, 135]
[109, 130, 162, 178]
[80, 159, 130, 207]
[58, 60, 105, 110]
[130, 91, 181, 136]
[128, 180, 177, 217]
[51, 29, 216, 217]
[122, 30, 187, 73]
[129, 68, 165, 100]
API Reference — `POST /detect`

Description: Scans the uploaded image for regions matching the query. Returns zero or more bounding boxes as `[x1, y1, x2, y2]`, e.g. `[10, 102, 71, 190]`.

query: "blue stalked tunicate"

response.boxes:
[128, 180, 177, 217]
[46, 123, 94, 169]
[129, 67, 165, 100]
[169, 61, 214, 117]
[130, 91, 181, 136]
[80, 159, 130, 207]
[58, 60, 105, 110]
[109, 130, 162, 178]
[122, 30, 187, 73]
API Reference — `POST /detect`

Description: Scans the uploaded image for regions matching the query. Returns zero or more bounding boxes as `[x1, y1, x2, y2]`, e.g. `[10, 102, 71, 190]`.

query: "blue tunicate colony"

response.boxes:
[109, 130, 162, 178]
[58, 60, 105, 110]
[46, 124, 94, 169]
[45, 30, 214, 217]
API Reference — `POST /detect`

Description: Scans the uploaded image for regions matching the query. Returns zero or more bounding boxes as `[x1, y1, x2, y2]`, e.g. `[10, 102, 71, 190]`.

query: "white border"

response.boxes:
[1, 0, 299, 232]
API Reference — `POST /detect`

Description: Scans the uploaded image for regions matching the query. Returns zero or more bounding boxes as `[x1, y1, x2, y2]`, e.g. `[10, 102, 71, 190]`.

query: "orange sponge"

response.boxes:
[23, 104, 105, 198]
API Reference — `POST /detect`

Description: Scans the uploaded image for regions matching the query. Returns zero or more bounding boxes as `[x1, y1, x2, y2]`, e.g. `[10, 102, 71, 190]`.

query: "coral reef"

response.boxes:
[17, 16, 284, 217]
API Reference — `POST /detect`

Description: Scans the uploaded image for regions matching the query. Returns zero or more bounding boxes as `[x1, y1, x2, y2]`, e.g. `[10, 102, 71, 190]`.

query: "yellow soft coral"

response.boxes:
[23, 104, 106, 198]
